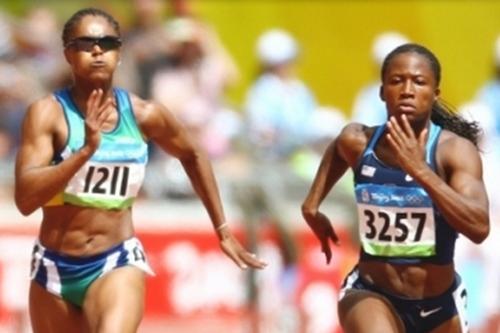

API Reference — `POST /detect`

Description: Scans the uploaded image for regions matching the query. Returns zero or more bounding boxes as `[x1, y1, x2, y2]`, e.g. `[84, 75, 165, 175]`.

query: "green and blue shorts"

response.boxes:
[30, 237, 154, 307]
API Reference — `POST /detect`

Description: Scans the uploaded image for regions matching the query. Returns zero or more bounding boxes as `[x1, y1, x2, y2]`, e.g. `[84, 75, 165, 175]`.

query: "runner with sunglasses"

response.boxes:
[65, 35, 123, 52]
[302, 44, 490, 333]
[14, 7, 266, 333]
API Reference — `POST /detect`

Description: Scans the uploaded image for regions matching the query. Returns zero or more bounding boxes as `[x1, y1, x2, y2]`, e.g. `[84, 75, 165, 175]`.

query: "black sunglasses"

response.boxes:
[65, 36, 122, 52]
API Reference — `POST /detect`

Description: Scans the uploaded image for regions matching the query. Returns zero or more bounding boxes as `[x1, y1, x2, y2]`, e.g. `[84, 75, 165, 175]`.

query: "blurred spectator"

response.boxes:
[14, 6, 69, 91]
[0, 62, 29, 152]
[144, 11, 240, 198]
[0, 11, 21, 154]
[457, 102, 500, 333]
[116, 0, 171, 97]
[350, 31, 409, 126]
[475, 34, 500, 139]
[0, 9, 57, 198]
[152, 17, 240, 151]
[237, 28, 352, 333]
[244, 28, 352, 197]
[0, 7, 65, 153]
[0, 11, 15, 59]
[472, 36, 500, 333]
[168, 0, 197, 18]
[246, 28, 317, 160]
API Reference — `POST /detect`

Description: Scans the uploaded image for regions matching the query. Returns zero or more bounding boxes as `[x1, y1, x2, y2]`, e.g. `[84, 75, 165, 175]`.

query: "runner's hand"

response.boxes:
[84, 89, 115, 152]
[218, 229, 267, 270]
[386, 115, 428, 176]
[304, 211, 339, 264]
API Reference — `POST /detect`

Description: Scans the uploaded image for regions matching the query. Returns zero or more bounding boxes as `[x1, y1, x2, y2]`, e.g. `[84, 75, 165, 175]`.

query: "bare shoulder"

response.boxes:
[337, 123, 374, 150]
[17, 94, 64, 165]
[27, 94, 61, 117]
[338, 122, 371, 144]
[336, 122, 374, 167]
[438, 129, 481, 169]
[128, 93, 162, 122]
[23, 94, 64, 131]
[128, 93, 179, 140]
[438, 130, 479, 154]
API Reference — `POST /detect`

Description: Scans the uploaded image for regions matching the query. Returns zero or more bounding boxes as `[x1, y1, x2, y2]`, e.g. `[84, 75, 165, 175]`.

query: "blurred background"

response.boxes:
[0, 0, 499, 332]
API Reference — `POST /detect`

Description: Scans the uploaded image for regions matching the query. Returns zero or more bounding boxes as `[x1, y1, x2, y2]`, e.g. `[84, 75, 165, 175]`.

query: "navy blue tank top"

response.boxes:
[353, 123, 457, 264]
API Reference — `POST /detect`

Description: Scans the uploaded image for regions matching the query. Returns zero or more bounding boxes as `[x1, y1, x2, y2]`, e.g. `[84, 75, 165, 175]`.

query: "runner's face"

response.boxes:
[380, 52, 440, 123]
[64, 15, 121, 82]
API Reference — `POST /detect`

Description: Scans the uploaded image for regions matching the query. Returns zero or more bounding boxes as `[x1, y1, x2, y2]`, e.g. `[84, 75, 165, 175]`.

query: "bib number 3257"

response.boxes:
[363, 210, 427, 243]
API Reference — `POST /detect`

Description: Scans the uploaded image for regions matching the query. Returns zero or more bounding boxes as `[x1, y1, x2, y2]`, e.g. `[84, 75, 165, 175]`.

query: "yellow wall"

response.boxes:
[194, 0, 500, 115]
[4, 0, 500, 116]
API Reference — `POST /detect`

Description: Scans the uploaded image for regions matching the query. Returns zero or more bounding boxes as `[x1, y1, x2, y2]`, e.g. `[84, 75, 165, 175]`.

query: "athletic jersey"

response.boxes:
[353, 122, 457, 264]
[45, 87, 148, 210]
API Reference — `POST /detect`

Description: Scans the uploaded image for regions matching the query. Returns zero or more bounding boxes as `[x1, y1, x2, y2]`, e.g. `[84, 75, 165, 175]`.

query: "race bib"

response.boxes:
[64, 161, 145, 209]
[355, 184, 436, 257]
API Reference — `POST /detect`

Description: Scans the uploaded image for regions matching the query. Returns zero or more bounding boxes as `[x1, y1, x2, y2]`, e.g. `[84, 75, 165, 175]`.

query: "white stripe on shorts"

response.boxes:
[42, 257, 62, 294]
[339, 268, 359, 300]
[452, 280, 469, 333]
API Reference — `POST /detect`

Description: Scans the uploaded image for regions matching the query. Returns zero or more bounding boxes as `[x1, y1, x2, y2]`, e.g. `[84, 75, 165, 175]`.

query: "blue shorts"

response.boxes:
[30, 237, 154, 307]
[339, 267, 469, 333]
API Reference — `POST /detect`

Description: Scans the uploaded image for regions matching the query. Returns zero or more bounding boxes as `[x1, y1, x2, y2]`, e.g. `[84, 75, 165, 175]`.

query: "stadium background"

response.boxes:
[3, 0, 500, 111]
[0, 1, 499, 333]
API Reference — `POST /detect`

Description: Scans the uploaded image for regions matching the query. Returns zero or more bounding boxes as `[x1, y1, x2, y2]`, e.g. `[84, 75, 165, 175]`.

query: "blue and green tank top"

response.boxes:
[45, 87, 148, 210]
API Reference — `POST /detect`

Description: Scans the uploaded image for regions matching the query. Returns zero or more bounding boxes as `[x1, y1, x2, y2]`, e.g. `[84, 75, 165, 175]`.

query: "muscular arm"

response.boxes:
[416, 137, 489, 243]
[135, 97, 226, 237]
[387, 116, 489, 243]
[15, 90, 113, 216]
[14, 98, 93, 215]
[302, 123, 366, 216]
[301, 123, 368, 262]
[135, 96, 266, 269]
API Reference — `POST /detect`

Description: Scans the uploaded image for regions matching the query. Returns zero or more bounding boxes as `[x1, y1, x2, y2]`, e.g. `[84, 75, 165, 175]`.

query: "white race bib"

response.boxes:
[64, 161, 145, 209]
[355, 184, 436, 257]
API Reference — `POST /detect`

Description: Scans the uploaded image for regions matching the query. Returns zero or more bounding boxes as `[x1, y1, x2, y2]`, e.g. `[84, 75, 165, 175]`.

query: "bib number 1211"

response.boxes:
[83, 166, 130, 196]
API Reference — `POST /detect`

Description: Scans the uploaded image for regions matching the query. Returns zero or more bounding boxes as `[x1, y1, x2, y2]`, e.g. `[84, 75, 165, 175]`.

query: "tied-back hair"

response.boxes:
[62, 8, 121, 47]
[431, 99, 481, 147]
[382, 43, 482, 147]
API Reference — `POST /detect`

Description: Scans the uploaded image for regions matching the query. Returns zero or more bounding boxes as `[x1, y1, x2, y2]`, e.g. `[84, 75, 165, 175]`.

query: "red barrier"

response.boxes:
[0, 222, 357, 333]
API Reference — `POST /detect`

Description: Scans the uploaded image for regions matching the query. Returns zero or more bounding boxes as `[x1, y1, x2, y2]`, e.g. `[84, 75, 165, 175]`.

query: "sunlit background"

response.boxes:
[0, 1, 499, 332]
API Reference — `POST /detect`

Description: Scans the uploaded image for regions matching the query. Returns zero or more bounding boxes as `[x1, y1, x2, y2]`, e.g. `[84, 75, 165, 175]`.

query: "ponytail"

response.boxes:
[431, 99, 481, 147]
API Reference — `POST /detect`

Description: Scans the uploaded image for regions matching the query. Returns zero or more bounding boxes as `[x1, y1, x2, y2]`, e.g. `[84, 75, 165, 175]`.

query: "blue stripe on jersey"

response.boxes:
[90, 142, 148, 163]
[356, 184, 433, 208]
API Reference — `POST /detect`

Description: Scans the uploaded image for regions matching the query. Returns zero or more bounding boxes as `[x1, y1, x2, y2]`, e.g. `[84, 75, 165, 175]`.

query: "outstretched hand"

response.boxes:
[218, 229, 267, 270]
[304, 211, 339, 264]
[386, 115, 428, 175]
[84, 89, 115, 152]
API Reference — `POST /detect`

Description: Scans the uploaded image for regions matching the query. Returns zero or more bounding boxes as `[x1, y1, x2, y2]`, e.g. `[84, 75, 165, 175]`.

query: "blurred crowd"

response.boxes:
[0, 1, 499, 332]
